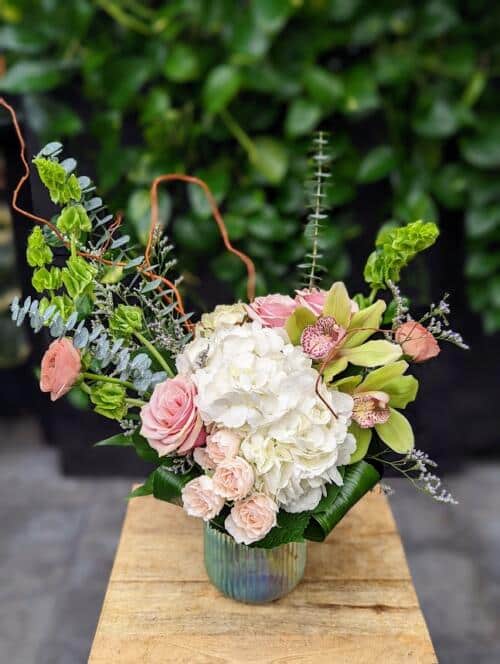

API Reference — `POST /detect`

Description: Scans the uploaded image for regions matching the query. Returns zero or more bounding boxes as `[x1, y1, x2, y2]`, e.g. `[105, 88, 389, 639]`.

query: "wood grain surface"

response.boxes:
[89, 488, 437, 663]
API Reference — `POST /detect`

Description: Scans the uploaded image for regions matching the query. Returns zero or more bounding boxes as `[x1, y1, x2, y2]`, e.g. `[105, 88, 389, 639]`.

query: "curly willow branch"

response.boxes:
[0, 98, 256, 330]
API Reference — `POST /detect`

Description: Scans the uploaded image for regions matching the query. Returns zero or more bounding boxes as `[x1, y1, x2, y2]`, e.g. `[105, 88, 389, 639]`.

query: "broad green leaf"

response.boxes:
[343, 300, 386, 348]
[341, 64, 380, 114]
[285, 98, 322, 137]
[252, 0, 293, 34]
[357, 360, 409, 391]
[302, 66, 344, 107]
[460, 122, 500, 169]
[94, 432, 134, 448]
[384, 375, 419, 409]
[251, 137, 288, 183]
[466, 206, 500, 239]
[332, 375, 362, 392]
[188, 163, 229, 218]
[285, 306, 317, 345]
[413, 98, 460, 138]
[153, 466, 198, 505]
[128, 472, 155, 499]
[323, 281, 352, 328]
[0, 61, 65, 93]
[304, 461, 380, 541]
[322, 356, 349, 382]
[348, 423, 372, 464]
[107, 57, 153, 109]
[203, 65, 242, 114]
[340, 340, 402, 367]
[375, 408, 414, 453]
[252, 510, 309, 549]
[164, 43, 200, 81]
[357, 146, 396, 183]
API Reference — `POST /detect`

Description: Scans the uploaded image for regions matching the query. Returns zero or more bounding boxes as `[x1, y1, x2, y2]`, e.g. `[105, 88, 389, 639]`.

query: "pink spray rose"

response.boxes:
[206, 429, 241, 464]
[182, 476, 224, 521]
[213, 457, 254, 500]
[140, 376, 206, 456]
[225, 493, 278, 545]
[40, 338, 81, 401]
[294, 288, 327, 315]
[295, 288, 359, 316]
[246, 294, 297, 328]
[395, 321, 440, 363]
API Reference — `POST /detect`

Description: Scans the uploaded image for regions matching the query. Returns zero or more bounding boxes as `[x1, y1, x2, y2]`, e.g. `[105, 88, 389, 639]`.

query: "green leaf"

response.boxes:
[0, 61, 65, 93]
[340, 340, 402, 367]
[466, 206, 500, 238]
[304, 461, 381, 541]
[323, 281, 352, 328]
[153, 465, 197, 504]
[285, 98, 322, 137]
[188, 163, 229, 218]
[128, 472, 155, 499]
[94, 432, 134, 448]
[413, 98, 460, 138]
[252, 0, 293, 34]
[358, 360, 409, 391]
[341, 65, 380, 115]
[460, 122, 500, 169]
[164, 43, 200, 81]
[107, 58, 153, 109]
[375, 408, 414, 453]
[384, 375, 419, 409]
[251, 137, 288, 183]
[357, 146, 396, 183]
[285, 306, 317, 345]
[203, 65, 242, 114]
[252, 510, 309, 549]
[348, 424, 372, 464]
[343, 300, 386, 348]
[302, 66, 344, 108]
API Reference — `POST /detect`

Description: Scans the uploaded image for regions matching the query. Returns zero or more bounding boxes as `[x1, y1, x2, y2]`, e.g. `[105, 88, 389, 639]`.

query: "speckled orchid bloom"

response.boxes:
[352, 390, 390, 428]
[300, 316, 346, 360]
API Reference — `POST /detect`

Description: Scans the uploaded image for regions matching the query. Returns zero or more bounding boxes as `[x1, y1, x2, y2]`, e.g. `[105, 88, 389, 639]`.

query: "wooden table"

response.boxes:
[89, 488, 437, 663]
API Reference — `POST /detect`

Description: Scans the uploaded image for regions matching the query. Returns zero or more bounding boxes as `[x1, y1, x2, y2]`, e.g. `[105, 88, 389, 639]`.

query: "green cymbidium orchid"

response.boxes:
[334, 360, 419, 463]
[285, 282, 402, 378]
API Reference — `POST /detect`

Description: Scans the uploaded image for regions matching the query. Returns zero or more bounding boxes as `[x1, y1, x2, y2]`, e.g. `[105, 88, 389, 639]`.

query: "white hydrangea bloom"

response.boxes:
[176, 321, 355, 512]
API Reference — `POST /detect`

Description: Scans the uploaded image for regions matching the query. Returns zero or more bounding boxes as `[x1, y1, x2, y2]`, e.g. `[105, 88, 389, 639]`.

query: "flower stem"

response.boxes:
[126, 398, 147, 408]
[82, 372, 136, 392]
[219, 109, 257, 161]
[133, 331, 175, 377]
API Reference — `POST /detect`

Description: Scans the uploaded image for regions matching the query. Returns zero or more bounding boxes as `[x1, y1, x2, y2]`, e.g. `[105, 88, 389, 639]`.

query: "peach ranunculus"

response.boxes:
[245, 294, 297, 328]
[395, 321, 440, 363]
[213, 457, 254, 500]
[140, 376, 206, 457]
[206, 429, 241, 464]
[40, 338, 81, 401]
[182, 476, 224, 521]
[225, 493, 278, 545]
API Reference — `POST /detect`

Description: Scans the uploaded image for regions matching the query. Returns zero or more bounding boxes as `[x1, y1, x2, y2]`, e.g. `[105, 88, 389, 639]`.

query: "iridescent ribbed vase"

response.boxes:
[204, 524, 307, 604]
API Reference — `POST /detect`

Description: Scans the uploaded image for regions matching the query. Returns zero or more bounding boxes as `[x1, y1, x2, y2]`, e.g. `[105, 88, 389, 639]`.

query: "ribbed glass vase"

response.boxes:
[203, 523, 307, 604]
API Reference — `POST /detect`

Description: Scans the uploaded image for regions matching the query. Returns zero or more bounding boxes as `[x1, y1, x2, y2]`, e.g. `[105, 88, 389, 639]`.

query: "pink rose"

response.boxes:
[213, 457, 254, 500]
[40, 338, 81, 401]
[395, 321, 440, 363]
[206, 429, 241, 464]
[225, 493, 278, 545]
[295, 288, 359, 316]
[193, 447, 216, 471]
[182, 476, 224, 521]
[295, 288, 327, 315]
[140, 376, 206, 457]
[245, 294, 297, 328]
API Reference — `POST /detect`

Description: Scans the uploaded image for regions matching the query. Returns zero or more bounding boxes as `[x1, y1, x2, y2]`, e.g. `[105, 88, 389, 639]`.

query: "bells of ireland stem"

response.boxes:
[57, 204, 92, 240]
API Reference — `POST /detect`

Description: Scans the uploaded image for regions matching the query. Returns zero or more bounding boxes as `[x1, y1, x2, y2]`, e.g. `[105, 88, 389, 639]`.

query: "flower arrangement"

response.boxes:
[4, 98, 466, 558]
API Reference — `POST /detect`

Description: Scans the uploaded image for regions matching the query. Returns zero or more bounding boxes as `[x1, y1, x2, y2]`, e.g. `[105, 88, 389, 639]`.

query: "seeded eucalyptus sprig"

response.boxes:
[299, 131, 331, 290]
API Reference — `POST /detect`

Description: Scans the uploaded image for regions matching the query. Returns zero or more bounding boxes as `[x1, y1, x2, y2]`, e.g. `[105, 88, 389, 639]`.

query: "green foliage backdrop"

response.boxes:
[1, 0, 499, 329]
